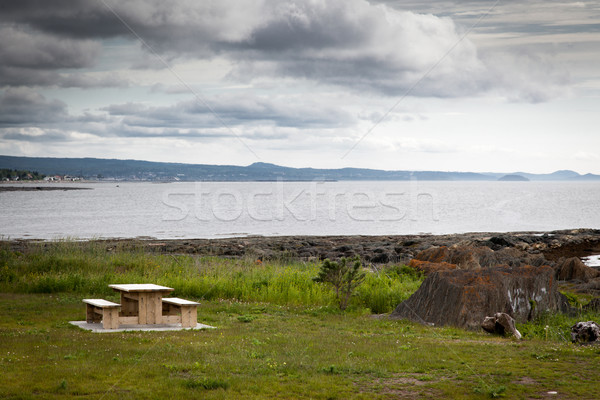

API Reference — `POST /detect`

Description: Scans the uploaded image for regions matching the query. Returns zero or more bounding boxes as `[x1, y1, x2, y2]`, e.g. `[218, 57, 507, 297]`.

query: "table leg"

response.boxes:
[152, 293, 163, 324]
[138, 293, 147, 324]
[181, 306, 197, 328]
[103, 308, 119, 329]
[120, 292, 138, 317]
[86, 304, 101, 323]
[141, 293, 162, 324]
[113, 290, 170, 325]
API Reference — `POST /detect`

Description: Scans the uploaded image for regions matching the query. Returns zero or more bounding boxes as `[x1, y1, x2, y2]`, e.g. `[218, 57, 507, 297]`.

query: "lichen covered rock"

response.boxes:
[391, 265, 570, 329]
[555, 257, 600, 282]
[571, 321, 600, 343]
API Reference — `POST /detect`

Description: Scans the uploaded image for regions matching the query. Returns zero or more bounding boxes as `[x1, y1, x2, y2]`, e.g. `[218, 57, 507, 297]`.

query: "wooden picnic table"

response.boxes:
[109, 283, 174, 325]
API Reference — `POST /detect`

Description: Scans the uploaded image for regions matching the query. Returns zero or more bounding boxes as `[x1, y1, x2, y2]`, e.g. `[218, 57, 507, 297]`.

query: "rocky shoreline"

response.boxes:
[5, 228, 600, 264]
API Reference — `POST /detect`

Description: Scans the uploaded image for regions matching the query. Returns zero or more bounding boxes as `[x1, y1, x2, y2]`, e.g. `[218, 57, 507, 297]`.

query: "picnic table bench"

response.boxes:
[162, 297, 201, 327]
[83, 299, 121, 329]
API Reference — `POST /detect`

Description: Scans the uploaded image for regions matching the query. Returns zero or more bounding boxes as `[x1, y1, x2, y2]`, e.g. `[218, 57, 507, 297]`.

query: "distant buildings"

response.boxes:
[0, 168, 46, 181]
[43, 175, 81, 182]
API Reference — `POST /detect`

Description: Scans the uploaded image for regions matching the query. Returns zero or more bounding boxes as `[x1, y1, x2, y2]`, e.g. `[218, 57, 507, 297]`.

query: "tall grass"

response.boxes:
[0, 241, 423, 313]
[517, 310, 600, 343]
[357, 266, 424, 314]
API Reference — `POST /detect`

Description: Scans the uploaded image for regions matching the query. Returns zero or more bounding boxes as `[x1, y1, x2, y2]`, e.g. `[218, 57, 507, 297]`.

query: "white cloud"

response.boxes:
[575, 151, 599, 160]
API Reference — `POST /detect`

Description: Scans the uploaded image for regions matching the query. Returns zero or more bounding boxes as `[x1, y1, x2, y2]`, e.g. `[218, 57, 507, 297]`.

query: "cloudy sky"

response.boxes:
[1, 0, 599, 173]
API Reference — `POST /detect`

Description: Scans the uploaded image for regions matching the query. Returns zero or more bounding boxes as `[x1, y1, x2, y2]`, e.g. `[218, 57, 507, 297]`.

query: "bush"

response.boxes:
[313, 257, 366, 310]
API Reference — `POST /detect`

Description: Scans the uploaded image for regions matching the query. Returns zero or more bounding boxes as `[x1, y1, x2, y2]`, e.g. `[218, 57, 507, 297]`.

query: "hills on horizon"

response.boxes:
[1, 155, 599, 182]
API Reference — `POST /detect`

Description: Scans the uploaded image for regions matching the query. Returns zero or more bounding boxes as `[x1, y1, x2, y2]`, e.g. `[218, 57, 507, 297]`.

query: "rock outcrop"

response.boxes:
[555, 257, 600, 282]
[573, 278, 600, 296]
[407, 245, 496, 274]
[391, 265, 570, 329]
[482, 312, 522, 339]
[571, 321, 600, 344]
[407, 244, 556, 275]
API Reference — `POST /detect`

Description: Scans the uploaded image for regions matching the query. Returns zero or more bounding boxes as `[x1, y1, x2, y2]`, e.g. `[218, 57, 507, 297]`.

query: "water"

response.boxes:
[581, 255, 600, 269]
[1, 181, 599, 239]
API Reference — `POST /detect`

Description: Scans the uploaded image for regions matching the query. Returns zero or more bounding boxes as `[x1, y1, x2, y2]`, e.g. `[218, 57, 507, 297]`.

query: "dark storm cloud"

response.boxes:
[103, 94, 356, 130]
[182, 95, 357, 128]
[0, 85, 335, 144]
[241, 3, 369, 52]
[0, 66, 60, 87]
[0, 24, 128, 88]
[0, 0, 487, 96]
[57, 73, 129, 89]
[0, 0, 125, 39]
[0, 26, 99, 69]
[0, 0, 583, 100]
[0, 0, 238, 54]
[0, 88, 68, 125]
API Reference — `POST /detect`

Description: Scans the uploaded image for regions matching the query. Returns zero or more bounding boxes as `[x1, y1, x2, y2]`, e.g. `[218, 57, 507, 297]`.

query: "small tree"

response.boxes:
[313, 257, 366, 310]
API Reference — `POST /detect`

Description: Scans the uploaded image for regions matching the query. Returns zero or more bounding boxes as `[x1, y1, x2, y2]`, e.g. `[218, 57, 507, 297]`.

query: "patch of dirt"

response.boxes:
[514, 376, 538, 385]
[355, 373, 443, 399]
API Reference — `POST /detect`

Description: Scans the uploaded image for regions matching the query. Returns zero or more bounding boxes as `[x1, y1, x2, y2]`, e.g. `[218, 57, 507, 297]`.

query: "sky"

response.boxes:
[0, 0, 599, 174]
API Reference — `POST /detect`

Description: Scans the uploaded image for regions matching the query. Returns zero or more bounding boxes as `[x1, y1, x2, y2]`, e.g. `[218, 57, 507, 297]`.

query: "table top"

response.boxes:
[109, 284, 174, 293]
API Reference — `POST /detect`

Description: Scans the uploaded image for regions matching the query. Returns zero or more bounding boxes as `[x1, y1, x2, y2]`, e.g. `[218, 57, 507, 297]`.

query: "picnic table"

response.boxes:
[109, 283, 174, 325]
[82, 283, 200, 329]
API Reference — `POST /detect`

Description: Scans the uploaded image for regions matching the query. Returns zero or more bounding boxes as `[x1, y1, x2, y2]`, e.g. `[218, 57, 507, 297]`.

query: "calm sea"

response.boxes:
[1, 181, 599, 239]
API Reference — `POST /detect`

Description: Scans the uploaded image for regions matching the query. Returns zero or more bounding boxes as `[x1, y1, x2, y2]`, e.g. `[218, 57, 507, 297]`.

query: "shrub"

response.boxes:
[313, 257, 365, 310]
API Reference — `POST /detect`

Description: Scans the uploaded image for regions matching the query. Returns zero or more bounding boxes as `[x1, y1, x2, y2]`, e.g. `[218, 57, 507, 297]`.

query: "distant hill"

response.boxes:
[518, 170, 582, 181]
[1, 155, 599, 182]
[571, 173, 600, 181]
[498, 174, 529, 182]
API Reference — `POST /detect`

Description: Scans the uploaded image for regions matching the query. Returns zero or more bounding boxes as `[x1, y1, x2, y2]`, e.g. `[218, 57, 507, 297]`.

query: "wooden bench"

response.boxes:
[83, 299, 121, 329]
[162, 298, 200, 328]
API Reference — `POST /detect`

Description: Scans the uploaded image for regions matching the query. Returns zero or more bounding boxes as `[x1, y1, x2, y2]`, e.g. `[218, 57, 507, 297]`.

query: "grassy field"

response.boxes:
[1, 241, 599, 399]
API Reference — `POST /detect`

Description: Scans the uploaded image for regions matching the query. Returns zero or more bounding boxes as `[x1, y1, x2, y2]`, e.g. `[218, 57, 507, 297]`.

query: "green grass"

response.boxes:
[0, 241, 422, 313]
[1, 241, 599, 399]
[2, 294, 600, 399]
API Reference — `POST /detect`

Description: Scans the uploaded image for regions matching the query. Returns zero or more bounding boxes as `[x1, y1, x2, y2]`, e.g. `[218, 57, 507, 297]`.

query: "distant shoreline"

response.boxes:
[0, 186, 92, 192]
[2, 155, 600, 182]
